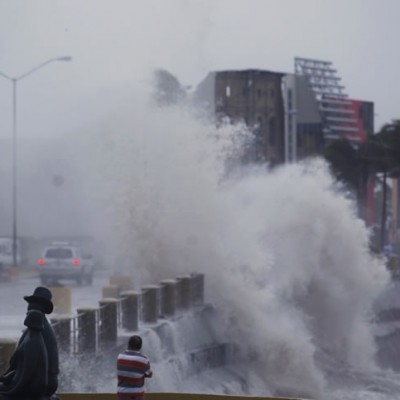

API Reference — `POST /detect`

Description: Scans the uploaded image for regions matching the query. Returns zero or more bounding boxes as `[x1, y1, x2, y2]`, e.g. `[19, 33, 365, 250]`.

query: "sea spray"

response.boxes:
[208, 160, 389, 397]
[40, 87, 390, 397]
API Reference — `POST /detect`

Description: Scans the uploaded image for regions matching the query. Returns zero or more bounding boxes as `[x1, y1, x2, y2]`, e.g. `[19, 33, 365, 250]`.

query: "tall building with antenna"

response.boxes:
[293, 57, 373, 144]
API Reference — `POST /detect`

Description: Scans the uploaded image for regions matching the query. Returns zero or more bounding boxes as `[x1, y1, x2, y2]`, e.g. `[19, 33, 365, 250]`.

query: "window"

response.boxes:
[45, 248, 73, 259]
[254, 116, 263, 137]
[298, 131, 303, 148]
[287, 89, 293, 109]
[269, 117, 277, 146]
[226, 85, 231, 97]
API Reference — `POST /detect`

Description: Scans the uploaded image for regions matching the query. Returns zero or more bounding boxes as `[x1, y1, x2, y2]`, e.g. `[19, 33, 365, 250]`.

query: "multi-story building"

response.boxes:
[389, 120, 400, 252]
[194, 69, 285, 164]
[290, 57, 376, 226]
[281, 73, 324, 162]
[293, 57, 374, 146]
[347, 99, 374, 141]
[194, 59, 374, 167]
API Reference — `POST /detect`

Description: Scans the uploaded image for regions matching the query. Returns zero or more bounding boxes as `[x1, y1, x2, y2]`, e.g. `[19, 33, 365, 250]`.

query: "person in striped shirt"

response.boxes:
[117, 335, 153, 400]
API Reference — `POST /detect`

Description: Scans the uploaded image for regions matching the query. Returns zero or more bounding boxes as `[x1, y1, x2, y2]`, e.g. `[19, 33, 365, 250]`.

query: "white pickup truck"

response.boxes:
[38, 242, 94, 286]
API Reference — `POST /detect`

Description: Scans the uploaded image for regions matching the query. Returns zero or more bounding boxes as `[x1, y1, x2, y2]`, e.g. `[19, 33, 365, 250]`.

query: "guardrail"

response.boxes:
[50, 272, 205, 355]
[59, 393, 305, 400]
[0, 272, 204, 374]
[60, 393, 305, 400]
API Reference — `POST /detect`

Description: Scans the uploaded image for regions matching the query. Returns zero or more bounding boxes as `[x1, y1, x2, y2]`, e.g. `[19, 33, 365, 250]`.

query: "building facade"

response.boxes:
[293, 57, 374, 146]
[282, 74, 324, 162]
[194, 59, 374, 168]
[195, 69, 285, 164]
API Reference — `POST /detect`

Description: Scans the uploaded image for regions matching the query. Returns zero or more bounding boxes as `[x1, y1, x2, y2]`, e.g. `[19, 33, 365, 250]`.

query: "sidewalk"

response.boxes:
[0, 266, 38, 282]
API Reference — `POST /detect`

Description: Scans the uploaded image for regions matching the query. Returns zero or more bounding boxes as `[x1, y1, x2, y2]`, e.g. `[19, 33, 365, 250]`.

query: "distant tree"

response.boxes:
[323, 138, 367, 210]
[323, 124, 400, 252]
[323, 138, 359, 191]
[358, 123, 400, 250]
[153, 69, 187, 106]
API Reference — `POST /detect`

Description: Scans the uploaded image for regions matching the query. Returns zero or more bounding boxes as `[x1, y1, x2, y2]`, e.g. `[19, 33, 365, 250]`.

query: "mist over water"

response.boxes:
[12, 81, 395, 398]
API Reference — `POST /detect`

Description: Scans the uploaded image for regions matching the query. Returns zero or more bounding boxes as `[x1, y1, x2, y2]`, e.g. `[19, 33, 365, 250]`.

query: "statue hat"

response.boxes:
[24, 286, 54, 314]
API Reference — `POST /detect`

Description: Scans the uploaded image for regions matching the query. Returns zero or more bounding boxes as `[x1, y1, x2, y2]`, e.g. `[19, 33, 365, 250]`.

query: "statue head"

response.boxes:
[24, 287, 54, 314]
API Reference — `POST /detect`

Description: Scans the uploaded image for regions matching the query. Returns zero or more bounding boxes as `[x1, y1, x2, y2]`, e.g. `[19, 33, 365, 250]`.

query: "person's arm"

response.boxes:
[144, 360, 153, 378]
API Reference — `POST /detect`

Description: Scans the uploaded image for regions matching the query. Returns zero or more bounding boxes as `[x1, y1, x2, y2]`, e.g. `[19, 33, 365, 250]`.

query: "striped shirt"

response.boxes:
[117, 349, 153, 399]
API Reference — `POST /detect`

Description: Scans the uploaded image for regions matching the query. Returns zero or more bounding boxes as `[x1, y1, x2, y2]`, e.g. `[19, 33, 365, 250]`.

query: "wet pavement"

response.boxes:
[0, 268, 111, 339]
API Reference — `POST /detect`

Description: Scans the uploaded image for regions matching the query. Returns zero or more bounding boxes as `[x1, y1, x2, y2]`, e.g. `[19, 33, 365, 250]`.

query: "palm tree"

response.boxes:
[356, 123, 400, 251]
[324, 122, 400, 252]
[323, 138, 366, 212]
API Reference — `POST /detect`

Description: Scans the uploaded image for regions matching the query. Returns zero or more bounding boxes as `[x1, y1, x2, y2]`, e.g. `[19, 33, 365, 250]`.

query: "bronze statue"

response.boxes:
[0, 287, 60, 400]
[0, 310, 48, 397]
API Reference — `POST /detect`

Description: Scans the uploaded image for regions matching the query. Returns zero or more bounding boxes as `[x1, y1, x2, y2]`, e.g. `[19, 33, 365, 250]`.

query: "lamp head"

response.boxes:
[58, 56, 72, 62]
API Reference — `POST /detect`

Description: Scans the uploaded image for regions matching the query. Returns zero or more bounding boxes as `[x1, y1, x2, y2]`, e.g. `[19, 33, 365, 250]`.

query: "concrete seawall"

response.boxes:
[60, 393, 305, 400]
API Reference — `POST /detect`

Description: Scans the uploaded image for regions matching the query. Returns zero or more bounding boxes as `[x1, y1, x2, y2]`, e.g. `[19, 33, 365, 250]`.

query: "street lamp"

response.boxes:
[0, 56, 72, 269]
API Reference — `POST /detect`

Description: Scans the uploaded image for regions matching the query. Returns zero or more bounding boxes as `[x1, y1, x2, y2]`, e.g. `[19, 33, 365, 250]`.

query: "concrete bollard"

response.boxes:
[0, 339, 16, 375]
[110, 275, 134, 292]
[141, 285, 159, 324]
[51, 316, 71, 354]
[102, 285, 119, 299]
[8, 267, 19, 279]
[176, 276, 192, 310]
[159, 279, 176, 317]
[181, 275, 192, 309]
[77, 307, 97, 353]
[98, 298, 118, 348]
[50, 286, 72, 315]
[191, 273, 204, 306]
[120, 290, 140, 331]
[175, 277, 183, 310]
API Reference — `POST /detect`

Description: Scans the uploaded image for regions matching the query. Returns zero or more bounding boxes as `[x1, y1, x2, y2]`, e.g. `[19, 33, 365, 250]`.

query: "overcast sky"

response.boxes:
[0, 0, 399, 139]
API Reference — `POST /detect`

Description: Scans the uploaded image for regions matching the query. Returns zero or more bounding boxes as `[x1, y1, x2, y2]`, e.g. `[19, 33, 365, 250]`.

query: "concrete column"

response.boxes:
[0, 339, 16, 375]
[175, 277, 183, 310]
[160, 279, 176, 317]
[191, 273, 204, 306]
[110, 275, 134, 292]
[51, 316, 71, 354]
[50, 286, 72, 315]
[182, 275, 192, 309]
[176, 276, 192, 310]
[102, 285, 119, 299]
[141, 285, 159, 324]
[77, 307, 97, 353]
[98, 298, 118, 348]
[120, 290, 140, 331]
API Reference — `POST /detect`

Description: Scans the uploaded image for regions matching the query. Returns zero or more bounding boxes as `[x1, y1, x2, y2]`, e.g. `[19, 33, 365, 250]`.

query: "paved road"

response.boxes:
[0, 269, 112, 339]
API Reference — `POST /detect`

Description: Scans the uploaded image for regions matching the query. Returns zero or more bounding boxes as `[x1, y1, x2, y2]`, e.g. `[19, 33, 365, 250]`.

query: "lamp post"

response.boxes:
[0, 56, 72, 269]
